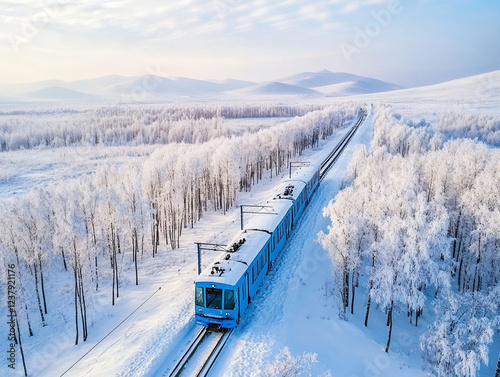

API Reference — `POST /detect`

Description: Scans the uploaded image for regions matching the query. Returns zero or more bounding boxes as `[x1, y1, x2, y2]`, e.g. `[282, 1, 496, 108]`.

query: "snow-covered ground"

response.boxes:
[1, 114, 374, 377]
[0, 145, 156, 198]
[337, 70, 500, 121]
[1, 70, 499, 377]
[7, 108, 478, 377]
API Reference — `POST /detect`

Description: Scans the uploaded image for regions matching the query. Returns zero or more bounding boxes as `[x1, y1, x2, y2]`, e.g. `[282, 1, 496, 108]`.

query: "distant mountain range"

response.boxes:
[0, 70, 403, 102]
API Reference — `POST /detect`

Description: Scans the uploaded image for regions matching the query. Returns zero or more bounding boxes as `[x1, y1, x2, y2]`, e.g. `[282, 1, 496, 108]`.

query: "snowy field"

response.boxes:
[1, 71, 499, 377]
[0, 145, 157, 198]
[338, 71, 500, 122]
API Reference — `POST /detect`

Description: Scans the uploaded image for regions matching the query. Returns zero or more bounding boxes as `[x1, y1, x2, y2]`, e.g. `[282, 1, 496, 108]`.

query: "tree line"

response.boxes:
[435, 112, 500, 147]
[0, 103, 326, 152]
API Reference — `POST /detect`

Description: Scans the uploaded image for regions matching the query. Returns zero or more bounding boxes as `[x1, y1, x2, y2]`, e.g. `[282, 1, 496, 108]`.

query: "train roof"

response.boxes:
[194, 229, 269, 286]
[195, 163, 319, 287]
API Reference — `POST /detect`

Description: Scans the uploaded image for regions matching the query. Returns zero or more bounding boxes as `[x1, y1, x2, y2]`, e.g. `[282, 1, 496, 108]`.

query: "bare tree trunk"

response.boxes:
[385, 300, 394, 353]
[25, 304, 33, 336]
[155, 210, 159, 252]
[111, 250, 115, 306]
[74, 266, 79, 345]
[15, 260, 34, 336]
[451, 211, 461, 261]
[134, 229, 139, 285]
[33, 263, 46, 326]
[343, 265, 349, 313]
[415, 308, 422, 327]
[95, 254, 98, 291]
[76, 265, 88, 342]
[38, 255, 47, 314]
[15, 318, 28, 376]
[351, 273, 357, 315]
[116, 233, 121, 254]
[114, 236, 119, 299]
[458, 257, 463, 291]
[365, 252, 376, 327]
[494, 352, 500, 377]
[61, 247, 68, 271]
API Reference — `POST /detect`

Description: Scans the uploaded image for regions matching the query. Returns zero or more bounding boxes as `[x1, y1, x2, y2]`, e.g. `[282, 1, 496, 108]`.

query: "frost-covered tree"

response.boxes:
[420, 287, 499, 377]
[264, 347, 318, 377]
[321, 106, 499, 359]
[52, 182, 94, 344]
[319, 185, 366, 318]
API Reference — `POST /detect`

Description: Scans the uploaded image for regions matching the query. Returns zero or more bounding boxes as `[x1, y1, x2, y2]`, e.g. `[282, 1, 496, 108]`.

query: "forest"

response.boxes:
[0, 103, 356, 352]
[319, 106, 500, 377]
[0, 103, 326, 151]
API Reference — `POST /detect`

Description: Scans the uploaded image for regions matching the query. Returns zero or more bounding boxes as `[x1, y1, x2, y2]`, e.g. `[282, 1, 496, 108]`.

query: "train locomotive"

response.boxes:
[194, 164, 320, 329]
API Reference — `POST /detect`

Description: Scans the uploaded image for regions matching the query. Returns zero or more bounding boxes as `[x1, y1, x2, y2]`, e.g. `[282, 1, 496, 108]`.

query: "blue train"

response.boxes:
[194, 164, 320, 329]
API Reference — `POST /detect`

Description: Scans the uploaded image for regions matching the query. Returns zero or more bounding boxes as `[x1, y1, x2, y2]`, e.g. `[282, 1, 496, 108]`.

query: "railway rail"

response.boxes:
[168, 328, 233, 377]
[320, 108, 367, 180]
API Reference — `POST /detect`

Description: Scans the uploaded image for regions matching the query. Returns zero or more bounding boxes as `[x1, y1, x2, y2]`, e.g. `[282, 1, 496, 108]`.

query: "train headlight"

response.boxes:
[198, 308, 203, 312]
[225, 312, 230, 316]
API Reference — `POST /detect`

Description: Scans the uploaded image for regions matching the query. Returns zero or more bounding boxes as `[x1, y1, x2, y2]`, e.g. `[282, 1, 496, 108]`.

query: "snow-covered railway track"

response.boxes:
[168, 328, 233, 377]
[320, 109, 366, 180]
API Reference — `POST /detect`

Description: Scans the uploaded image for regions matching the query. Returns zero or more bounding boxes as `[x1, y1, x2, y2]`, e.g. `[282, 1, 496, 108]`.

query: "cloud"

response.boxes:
[337, 1, 362, 14]
[0, 0, 352, 49]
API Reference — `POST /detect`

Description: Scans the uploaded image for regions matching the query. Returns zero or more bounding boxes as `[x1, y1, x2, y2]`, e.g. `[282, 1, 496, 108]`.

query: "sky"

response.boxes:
[0, 0, 499, 87]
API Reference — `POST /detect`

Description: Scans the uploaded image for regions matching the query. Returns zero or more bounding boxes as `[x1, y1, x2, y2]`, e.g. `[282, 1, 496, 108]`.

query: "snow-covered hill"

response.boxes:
[389, 70, 500, 102]
[348, 70, 500, 119]
[207, 78, 256, 91]
[27, 86, 100, 101]
[2, 69, 498, 104]
[0, 70, 402, 101]
[280, 70, 402, 96]
[105, 76, 222, 97]
[280, 70, 362, 88]
[229, 81, 321, 96]
[314, 77, 402, 96]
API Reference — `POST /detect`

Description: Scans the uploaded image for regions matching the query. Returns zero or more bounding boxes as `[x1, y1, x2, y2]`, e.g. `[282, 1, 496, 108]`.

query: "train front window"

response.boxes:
[196, 286, 204, 307]
[224, 290, 235, 310]
[206, 288, 222, 309]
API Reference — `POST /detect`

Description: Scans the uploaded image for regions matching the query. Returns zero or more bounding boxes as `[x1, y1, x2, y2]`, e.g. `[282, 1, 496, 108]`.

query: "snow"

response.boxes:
[280, 70, 402, 96]
[229, 82, 321, 96]
[206, 79, 257, 91]
[0, 116, 354, 377]
[0, 145, 156, 198]
[27, 87, 100, 101]
[313, 78, 401, 96]
[207, 109, 428, 377]
[280, 70, 363, 88]
[2, 110, 424, 377]
[339, 70, 500, 120]
[1, 71, 499, 377]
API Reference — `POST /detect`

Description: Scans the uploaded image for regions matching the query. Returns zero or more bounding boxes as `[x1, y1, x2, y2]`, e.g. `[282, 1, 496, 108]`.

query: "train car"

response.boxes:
[194, 163, 320, 329]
